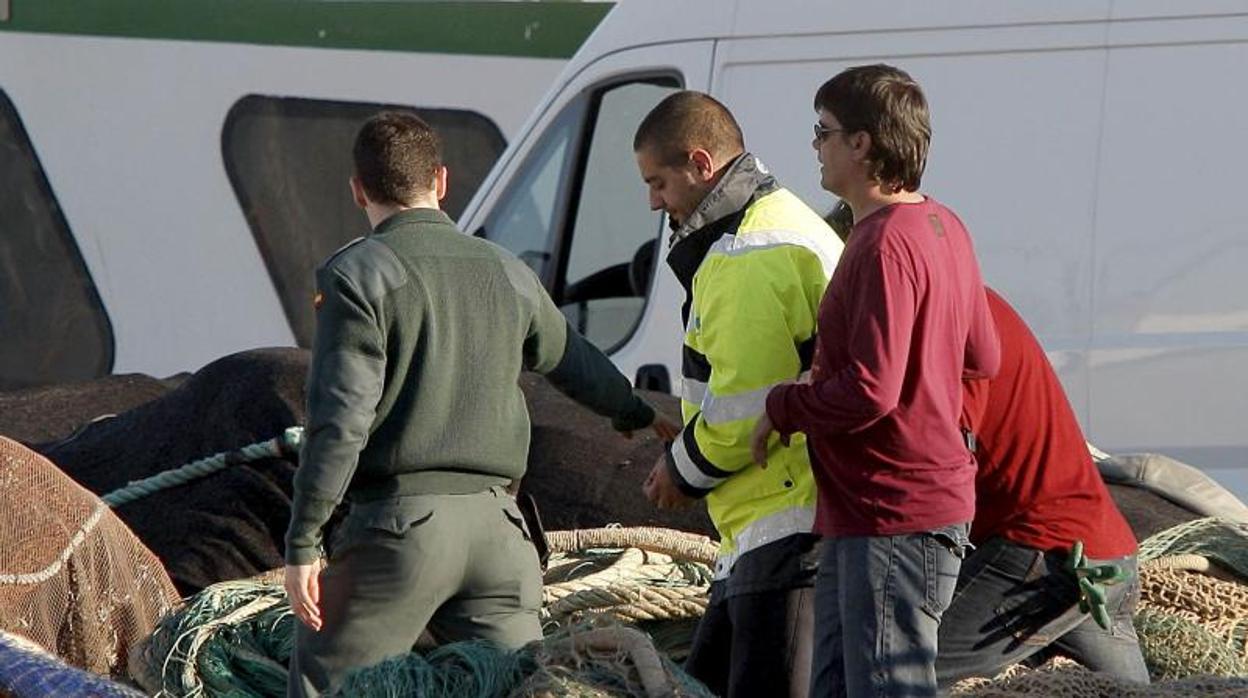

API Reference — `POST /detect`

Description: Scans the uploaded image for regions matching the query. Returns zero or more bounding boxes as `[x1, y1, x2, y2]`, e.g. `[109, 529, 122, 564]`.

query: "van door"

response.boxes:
[464, 42, 715, 391]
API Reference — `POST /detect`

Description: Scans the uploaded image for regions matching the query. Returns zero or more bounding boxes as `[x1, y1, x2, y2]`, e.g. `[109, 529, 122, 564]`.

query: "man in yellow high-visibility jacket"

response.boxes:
[634, 91, 843, 698]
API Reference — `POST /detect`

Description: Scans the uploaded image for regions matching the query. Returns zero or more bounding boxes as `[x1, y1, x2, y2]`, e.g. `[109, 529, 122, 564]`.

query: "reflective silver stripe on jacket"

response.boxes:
[713, 505, 816, 580]
[691, 371, 811, 425]
[671, 433, 728, 491]
[706, 228, 840, 278]
[681, 377, 708, 408]
[700, 383, 771, 425]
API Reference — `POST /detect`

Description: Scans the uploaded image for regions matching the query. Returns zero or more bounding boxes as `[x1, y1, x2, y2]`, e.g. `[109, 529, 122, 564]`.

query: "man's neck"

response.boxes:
[843, 183, 924, 224]
[365, 198, 440, 229]
[676, 151, 748, 231]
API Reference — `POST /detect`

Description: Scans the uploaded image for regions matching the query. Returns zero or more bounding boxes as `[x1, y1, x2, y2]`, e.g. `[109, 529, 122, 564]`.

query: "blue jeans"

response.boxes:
[935, 536, 1150, 686]
[810, 523, 970, 698]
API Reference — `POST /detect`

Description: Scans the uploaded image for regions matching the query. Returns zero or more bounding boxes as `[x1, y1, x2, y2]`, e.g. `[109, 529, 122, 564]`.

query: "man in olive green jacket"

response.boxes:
[284, 112, 676, 697]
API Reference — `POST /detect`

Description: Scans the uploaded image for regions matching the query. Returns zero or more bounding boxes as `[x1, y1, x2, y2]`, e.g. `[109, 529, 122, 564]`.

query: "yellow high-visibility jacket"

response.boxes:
[664, 154, 843, 578]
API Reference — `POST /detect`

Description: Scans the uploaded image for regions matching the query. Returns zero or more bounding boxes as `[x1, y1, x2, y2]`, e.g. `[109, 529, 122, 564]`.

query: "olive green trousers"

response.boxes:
[288, 487, 542, 697]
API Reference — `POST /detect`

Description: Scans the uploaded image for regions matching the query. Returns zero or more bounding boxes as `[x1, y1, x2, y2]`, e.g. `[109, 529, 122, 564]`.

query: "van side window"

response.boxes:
[558, 81, 678, 350]
[480, 99, 587, 281]
[0, 89, 114, 390]
[222, 96, 506, 347]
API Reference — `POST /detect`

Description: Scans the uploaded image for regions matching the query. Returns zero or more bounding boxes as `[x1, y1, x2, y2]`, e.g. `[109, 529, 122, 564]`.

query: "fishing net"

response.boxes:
[1131, 518, 1248, 679]
[120, 517, 1248, 696]
[949, 517, 1248, 695]
[38, 349, 310, 596]
[517, 374, 713, 538]
[132, 529, 715, 696]
[1138, 518, 1248, 578]
[0, 437, 180, 680]
[132, 579, 711, 697]
[950, 656, 1248, 697]
[19, 350, 705, 596]
[337, 624, 713, 698]
[1133, 607, 1248, 679]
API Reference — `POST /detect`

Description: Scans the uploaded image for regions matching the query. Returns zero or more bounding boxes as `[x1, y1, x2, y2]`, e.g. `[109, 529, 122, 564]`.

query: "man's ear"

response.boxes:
[349, 176, 369, 210]
[433, 165, 449, 202]
[688, 148, 716, 182]
[849, 131, 872, 164]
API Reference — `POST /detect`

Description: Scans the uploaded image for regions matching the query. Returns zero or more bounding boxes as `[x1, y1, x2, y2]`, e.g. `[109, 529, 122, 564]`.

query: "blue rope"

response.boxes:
[102, 427, 304, 507]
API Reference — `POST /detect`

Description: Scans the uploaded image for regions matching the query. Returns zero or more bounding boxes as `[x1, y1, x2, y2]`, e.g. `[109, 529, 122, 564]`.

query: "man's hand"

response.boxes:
[285, 560, 325, 631]
[623, 414, 682, 443]
[649, 415, 681, 442]
[643, 454, 695, 509]
[750, 413, 790, 466]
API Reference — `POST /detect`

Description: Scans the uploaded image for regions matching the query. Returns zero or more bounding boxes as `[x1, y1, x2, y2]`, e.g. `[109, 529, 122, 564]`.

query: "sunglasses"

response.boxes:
[813, 123, 847, 142]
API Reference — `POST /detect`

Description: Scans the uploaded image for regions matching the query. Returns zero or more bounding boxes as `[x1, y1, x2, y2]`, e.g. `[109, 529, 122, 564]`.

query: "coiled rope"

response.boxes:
[546, 526, 719, 565]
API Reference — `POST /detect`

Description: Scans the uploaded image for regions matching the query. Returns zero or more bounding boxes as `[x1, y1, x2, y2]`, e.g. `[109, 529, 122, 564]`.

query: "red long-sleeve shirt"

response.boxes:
[962, 289, 1136, 558]
[767, 198, 999, 537]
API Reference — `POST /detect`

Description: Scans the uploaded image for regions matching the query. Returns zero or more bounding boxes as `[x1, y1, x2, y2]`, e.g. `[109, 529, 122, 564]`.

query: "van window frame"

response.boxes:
[548, 71, 683, 355]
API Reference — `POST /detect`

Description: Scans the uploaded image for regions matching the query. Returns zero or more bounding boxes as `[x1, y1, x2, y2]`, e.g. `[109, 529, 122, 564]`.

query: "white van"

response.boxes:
[0, 1, 606, 387]
[459, 0, 1248, 492]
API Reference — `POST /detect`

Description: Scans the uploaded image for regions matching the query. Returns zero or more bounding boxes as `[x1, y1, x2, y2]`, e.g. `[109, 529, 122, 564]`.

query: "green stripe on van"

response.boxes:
[0, 1, 611, 59]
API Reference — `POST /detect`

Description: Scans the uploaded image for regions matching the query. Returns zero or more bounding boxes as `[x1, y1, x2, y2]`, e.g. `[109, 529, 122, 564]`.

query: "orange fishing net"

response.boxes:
[0, 436, 180, 679]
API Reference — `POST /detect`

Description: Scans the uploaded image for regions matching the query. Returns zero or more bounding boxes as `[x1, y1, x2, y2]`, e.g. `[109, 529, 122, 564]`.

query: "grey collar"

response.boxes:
[669, 152, 777, 247]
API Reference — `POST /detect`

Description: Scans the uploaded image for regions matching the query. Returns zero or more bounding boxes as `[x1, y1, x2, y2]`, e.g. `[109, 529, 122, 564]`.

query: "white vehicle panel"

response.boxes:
[1090, 35, 1248, 464]
[0, 32, 564, 377]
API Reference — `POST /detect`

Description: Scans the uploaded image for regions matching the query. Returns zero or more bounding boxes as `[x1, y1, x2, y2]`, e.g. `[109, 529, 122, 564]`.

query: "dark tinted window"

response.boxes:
[0, 89, 114, 390]
[223, 96, 507, 347]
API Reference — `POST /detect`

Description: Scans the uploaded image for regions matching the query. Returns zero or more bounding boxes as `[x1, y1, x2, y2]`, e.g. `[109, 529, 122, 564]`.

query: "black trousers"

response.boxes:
[685, 585, 814, 698]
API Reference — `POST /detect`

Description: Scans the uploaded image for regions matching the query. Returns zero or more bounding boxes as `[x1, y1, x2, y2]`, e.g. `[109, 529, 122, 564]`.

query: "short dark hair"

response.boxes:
[814, 64, 930, 192]
[352, 111, 442, 206]
[633, 90, 744, 166]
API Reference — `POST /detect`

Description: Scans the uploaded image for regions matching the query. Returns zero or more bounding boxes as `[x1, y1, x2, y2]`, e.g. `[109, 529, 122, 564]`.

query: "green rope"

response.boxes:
[102, 427, 304, 508]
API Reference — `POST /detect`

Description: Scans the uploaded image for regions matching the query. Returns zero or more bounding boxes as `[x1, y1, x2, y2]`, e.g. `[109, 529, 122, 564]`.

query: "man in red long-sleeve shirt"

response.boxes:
[752, 64, 999, 697]
[935, 288, 1149, 685]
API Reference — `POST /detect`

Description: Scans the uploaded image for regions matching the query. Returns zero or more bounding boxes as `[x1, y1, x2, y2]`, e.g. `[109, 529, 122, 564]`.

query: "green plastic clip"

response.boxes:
[1066, 540, 1128, 630]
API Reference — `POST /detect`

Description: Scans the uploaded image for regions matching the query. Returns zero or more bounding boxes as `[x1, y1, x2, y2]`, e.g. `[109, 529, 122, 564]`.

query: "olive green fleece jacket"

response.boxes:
[285, 208, 655, 565]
